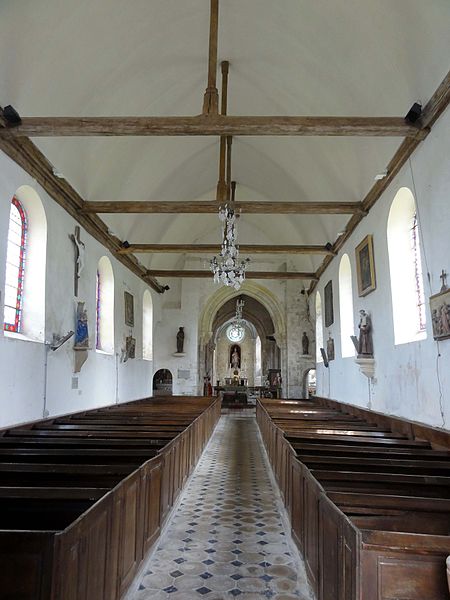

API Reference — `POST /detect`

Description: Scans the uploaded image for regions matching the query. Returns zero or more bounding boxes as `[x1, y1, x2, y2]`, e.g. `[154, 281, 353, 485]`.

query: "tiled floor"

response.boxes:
[129, 413, 314, 600]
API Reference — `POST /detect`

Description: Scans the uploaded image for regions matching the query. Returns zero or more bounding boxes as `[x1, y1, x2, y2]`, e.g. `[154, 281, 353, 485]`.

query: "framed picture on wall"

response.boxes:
[124, 291, 134, 327]
[429, 288, 450, 341]
[324, 280, 334, 327]
[356, 234, 376, 297]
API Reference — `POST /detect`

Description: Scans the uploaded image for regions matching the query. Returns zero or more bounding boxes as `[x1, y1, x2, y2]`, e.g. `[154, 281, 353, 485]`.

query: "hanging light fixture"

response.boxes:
[210, 182, 250, 289]
[227, 297, 245, 342]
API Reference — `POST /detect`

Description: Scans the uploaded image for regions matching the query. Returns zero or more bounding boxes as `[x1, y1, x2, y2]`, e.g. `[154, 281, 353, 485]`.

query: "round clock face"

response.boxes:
[227, 323, 245, 343]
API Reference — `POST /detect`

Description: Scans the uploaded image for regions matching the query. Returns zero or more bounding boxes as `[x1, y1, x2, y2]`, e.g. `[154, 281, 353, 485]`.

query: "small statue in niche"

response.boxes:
[327, 333, 335, 361]
[176, 326, 185, 353]
[357, 309, 373, 357]
[302, 332, 309, 355]
[230, 345, 241, 369]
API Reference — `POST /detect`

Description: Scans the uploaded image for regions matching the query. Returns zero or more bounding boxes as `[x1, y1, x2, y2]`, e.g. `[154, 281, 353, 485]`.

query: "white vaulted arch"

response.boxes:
[198, 282, 286, 346]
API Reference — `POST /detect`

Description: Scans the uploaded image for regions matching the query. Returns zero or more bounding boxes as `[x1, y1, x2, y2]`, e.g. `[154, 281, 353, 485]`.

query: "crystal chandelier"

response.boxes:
[227, 298, 245, 342]
[210, 204, 250, 289]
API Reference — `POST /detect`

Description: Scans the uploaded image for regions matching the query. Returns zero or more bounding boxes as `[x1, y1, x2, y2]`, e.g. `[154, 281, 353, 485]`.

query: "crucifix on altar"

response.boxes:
[69, 226, 85, 297]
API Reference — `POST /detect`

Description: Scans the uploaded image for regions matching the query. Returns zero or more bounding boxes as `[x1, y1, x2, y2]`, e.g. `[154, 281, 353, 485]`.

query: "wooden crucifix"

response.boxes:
[69, 226, 85, 297]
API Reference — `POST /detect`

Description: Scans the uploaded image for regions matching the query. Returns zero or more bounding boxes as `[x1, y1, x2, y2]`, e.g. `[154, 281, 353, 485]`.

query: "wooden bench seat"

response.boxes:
[0, 395, 221, 600]
[257, 397, 450, 600]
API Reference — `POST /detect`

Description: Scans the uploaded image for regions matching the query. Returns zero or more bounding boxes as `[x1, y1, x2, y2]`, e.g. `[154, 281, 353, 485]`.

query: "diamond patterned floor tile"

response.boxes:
[126, 414, 315, 600]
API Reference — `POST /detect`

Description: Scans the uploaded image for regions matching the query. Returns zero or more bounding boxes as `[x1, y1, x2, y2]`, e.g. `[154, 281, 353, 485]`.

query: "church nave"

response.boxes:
[129, 413, 313, 600]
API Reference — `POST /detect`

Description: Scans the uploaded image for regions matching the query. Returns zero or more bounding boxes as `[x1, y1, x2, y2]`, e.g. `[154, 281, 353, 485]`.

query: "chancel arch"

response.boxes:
[207, 294, 281, 390]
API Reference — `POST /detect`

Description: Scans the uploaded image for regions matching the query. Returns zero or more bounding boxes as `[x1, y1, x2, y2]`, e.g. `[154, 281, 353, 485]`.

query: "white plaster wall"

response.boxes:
[313, 106, 450, 430]
[0, 151, 160, 428]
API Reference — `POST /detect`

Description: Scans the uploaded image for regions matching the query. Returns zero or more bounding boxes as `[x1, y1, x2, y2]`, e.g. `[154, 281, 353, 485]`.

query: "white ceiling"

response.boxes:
[1, 0, 449, 276]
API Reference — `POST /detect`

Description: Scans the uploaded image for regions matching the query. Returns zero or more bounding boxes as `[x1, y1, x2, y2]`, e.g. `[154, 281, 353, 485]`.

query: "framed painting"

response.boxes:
[124, 291, 134, 327]
[356, 234, 376, 297]
[324, 280, 334, 327]
[430, 288, 450, 341]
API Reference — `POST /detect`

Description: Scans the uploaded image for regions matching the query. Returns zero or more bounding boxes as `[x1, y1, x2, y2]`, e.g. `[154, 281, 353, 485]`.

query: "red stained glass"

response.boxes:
[4, 197, 27, 333]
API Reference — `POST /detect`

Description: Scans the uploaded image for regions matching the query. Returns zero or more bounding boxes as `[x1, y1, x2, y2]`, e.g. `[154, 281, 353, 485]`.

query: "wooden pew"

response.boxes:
[0, 395, 221, 600]
[257, 397, 450, 600]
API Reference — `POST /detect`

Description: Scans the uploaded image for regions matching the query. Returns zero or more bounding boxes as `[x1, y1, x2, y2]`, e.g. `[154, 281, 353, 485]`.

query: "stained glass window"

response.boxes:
[411, 213, 426, 333]
[4, 198, 27, 333]
[96, 270, 101, 349]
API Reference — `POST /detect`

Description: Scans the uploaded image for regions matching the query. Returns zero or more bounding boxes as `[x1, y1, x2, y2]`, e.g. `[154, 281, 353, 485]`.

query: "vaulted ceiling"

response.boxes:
[1, 1, 449, 291]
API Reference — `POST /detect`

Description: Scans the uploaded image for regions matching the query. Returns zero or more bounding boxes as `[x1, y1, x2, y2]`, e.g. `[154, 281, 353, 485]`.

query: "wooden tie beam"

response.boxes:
[0, 116, 426, 138]
[118, 244, 335, 255]
[146, 269, 318, 280]
[82, 201, 364, 215]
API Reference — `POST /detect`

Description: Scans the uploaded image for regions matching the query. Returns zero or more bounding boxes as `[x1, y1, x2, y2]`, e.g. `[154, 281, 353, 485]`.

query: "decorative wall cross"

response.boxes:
[69, 226, 85, 297]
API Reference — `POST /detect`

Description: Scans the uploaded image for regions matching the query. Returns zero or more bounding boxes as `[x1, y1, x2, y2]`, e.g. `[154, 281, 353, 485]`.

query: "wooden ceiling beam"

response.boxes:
[202, 0, 220, 115]
[147, 269, 318, 280]
[0, 116, 426, 138]
[81, 200, 364, 215]
[309, 68, 450, 294]
[118, 244, 335, 255]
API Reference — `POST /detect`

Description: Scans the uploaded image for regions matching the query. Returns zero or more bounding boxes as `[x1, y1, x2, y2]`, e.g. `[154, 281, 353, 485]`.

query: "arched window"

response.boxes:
[339, 254, 355, 357]
[255, 334, 262, 385]
[96, 256, 114, 354]
[315, 292, 324, 362]
[142, 289, 153, 360]
[387, 187, 427, 345]
[4, 198, 27, 333]
[3, 187, 46, 342]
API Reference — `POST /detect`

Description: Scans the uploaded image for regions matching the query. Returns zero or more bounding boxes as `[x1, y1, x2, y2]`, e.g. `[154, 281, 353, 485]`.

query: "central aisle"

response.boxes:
[130, 413, 314, 599]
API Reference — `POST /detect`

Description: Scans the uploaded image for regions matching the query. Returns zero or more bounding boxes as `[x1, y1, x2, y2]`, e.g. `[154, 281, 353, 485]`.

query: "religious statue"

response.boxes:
[230, 346, 240, 369]
[302, 332, 309, 355]
[176, 326, 185, 353]
[69, 226, 85, 297]
[74, 302, 89, 349]
[327, 334, 335, 361]
[74, 301, 89, 373]
[357, 309, 373, 357]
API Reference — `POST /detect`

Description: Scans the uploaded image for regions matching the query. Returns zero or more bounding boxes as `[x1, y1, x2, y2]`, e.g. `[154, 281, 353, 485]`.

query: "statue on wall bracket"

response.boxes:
[173, 326, 186, 356]
[74, 301, 89, 373]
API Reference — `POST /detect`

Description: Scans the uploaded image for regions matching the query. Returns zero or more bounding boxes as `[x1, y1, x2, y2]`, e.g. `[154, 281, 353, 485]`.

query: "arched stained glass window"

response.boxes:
[142, 289, 153, 360]
[339, 254, 355, 357]
[4, 198, 27, 333]
[387, 187, 427, 345]
[315, 292, 324, 363]
[95, 270, 101, 349]
[95, 256, 114, 354]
